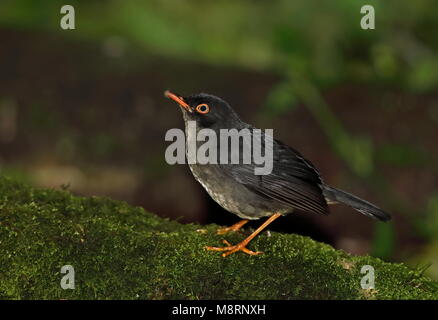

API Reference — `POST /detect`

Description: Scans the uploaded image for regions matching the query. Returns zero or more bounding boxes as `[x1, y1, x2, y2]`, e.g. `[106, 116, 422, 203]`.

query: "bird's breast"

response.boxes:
[183, 122, 290, 219]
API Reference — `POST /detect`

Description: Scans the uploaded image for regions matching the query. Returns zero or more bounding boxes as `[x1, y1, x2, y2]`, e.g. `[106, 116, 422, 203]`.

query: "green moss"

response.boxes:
[0, 176, 437, 300]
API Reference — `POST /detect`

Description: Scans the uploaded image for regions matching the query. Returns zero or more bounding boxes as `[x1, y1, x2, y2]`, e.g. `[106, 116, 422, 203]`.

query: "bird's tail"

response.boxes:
[322, 185, 391, 222]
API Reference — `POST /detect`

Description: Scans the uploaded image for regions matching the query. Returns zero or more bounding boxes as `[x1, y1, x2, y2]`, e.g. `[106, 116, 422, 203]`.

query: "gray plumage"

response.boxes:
[174, 92, 391, 222]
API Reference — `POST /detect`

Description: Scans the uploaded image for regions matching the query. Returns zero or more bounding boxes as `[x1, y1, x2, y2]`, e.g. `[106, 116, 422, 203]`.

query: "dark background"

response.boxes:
[0, 1, 437, 279]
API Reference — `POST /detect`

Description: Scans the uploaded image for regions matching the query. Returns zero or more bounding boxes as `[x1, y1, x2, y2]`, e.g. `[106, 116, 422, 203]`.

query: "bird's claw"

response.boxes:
[205, 239, 263, 257]
[216, 226, 239, 235]
[216, 220, 248, 235]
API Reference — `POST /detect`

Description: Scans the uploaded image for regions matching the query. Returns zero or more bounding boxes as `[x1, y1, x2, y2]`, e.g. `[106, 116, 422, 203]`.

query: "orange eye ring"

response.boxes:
[196, 103, 210, 114]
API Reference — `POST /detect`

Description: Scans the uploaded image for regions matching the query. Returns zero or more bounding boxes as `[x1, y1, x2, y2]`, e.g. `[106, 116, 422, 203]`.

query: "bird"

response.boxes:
[164, 90, 391, 257]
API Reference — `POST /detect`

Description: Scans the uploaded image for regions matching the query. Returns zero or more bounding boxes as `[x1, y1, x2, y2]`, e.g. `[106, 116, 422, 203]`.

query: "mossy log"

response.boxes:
[0, 177, 437, 299]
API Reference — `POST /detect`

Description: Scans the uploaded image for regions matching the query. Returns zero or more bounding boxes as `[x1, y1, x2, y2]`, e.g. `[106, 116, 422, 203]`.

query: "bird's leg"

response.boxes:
[206, 213, 281, 257]
[216, 219, 248, 235]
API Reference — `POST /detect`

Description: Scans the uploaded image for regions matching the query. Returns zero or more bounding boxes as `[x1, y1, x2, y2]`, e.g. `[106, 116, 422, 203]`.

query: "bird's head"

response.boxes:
[164, 90, 243, 129]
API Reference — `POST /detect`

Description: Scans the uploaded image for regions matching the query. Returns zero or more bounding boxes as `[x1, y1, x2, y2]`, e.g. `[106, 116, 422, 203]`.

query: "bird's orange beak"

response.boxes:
[164, 90, 192, 113]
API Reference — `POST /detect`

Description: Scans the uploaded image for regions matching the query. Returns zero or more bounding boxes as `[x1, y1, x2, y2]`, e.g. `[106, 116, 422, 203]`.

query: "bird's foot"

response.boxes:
[205, 240, 263, 257]
[216, 226, 237, 235]
[216, 220, 248, 235]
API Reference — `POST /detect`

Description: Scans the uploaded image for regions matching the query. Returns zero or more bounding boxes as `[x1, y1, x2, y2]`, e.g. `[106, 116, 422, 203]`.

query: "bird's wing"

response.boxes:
[219, 129, 328, 215]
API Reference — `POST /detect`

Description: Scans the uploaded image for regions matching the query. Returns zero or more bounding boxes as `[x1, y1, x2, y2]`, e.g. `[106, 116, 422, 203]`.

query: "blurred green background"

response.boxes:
[0, 0, 437, 278]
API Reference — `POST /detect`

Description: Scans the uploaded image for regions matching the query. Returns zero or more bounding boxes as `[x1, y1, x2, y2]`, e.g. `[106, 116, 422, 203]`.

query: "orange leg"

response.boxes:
[206, 213, 282, 257]
[216, 219, 248, 235]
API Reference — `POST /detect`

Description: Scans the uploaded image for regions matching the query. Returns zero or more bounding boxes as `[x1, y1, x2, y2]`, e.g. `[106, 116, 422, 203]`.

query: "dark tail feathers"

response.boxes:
[322, 185, 391, 222]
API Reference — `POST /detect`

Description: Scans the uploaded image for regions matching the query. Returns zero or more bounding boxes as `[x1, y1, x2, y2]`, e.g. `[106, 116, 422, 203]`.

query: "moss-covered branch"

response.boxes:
[0, 177, 437, 299]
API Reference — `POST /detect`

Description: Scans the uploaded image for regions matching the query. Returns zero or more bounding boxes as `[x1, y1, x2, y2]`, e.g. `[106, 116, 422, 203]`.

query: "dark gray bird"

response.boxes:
[165, 90, 391, 257]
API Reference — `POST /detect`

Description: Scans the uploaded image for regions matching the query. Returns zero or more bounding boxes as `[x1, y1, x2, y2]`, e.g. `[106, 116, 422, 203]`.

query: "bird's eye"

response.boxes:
[196, 103, 210, 114]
